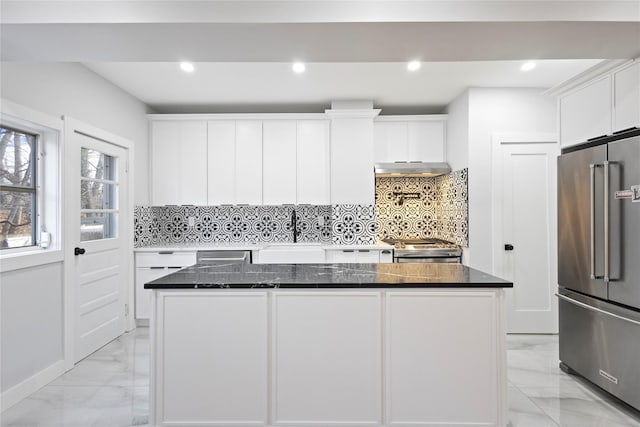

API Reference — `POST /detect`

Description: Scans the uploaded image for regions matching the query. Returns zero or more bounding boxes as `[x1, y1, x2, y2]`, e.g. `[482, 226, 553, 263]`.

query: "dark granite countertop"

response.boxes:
[144, 263, 512, 289]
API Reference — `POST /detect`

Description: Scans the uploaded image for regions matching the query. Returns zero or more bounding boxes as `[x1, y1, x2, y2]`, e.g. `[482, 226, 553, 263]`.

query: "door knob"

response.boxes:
[74, 247, 86, 256]
[504, 244, 514, 251]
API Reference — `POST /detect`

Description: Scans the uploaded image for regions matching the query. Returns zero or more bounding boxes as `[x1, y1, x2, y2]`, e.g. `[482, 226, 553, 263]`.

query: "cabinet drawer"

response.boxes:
[356, 250, 380, 263]
[135, 251, 197, 268]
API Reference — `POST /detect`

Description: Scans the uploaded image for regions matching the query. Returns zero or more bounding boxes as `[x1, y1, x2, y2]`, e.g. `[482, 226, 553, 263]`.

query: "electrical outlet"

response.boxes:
[318, 215, 325, 226]
[188, 216, 195, 227]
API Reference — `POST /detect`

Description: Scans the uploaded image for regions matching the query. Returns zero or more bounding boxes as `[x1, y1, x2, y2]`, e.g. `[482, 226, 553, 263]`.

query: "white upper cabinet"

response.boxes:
[263, 121, 297, 205]
[614, 62, 640, 133]
[408, 121, 445, 161]
[297, 120, 330, 204]
[374, 117, 447, 163]
[207, 120, 263, 205]
[151, 120, 208, 205]
[235, 120, 263, 205]
[374, 122, 408, 162]
[560, 75, 612, 148]
[330, 115, 376, 205]
[207, 120, 236, 205]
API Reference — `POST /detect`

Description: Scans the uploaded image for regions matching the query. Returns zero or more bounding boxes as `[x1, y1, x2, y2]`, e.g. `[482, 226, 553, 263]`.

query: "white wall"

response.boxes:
[0, 62, 151, 205]
[0, 62, 150, 405]
[466, 88, 556, 273]
[445, 90, 469, 170]
[1, 263, 64, 392]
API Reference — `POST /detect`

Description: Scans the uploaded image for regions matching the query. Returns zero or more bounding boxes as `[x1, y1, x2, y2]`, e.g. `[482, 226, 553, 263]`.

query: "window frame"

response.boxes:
[0, 124, 39, 250]
[0, 100, 63, 272]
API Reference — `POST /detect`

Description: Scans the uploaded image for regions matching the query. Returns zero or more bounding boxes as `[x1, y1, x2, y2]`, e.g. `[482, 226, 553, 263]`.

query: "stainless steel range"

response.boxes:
[381, 238, 462, 263]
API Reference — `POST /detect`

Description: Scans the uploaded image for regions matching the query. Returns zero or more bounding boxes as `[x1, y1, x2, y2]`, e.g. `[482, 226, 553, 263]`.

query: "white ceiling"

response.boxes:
[1, 0, 638, 112]
[83, 60, 602, 113]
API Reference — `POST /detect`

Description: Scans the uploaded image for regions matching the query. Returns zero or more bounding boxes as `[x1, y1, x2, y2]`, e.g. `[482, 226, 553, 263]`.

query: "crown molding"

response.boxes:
[545, 58, 633, 97]
[375, 114, 448, 122]
[324, 109, 382, 119]
[147, 113, 328, 121]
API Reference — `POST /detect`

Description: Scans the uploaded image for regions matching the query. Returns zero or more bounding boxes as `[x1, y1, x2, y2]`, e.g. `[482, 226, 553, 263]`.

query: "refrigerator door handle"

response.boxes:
[604, 160, 610, 283]
[589, 163, 602, 280]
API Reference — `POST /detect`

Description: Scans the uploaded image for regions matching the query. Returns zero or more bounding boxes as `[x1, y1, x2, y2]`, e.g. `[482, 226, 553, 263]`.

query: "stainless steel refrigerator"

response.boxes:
[557, 129, 640, 411]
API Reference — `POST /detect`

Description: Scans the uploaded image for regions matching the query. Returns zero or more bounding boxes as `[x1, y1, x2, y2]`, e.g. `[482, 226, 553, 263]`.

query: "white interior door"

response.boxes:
[493, 138, 558, 333]
[66, 122, 129, 362]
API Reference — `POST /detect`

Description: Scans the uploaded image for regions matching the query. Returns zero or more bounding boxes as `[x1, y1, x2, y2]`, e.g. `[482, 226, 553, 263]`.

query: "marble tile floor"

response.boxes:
[2, 330, 639, 426]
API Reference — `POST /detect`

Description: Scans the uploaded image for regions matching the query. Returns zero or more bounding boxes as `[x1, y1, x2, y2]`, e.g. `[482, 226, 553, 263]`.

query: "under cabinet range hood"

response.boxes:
[374, 161, 451, 177]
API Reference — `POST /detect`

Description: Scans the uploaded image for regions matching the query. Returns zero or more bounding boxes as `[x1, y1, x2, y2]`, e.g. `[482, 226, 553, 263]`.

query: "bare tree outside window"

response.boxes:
[0, 126, 36, 249]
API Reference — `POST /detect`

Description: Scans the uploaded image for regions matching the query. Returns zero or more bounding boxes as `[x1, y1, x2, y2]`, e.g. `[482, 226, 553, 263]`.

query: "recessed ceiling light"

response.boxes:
[521, 61, 537, 71]
[180, 62, 195, 73]
[292, 62, 306, 73]
[407, 60, 421, 71]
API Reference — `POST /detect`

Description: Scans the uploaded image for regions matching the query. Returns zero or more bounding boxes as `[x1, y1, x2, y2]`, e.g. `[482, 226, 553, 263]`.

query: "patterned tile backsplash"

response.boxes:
[375, 168, 468, 246]
[134, 204, 377, 247]
[135, 169, 467, 248]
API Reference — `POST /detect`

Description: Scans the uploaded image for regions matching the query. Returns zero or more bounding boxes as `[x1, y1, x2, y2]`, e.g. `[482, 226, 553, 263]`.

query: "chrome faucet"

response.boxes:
[291, 209, 301, 243]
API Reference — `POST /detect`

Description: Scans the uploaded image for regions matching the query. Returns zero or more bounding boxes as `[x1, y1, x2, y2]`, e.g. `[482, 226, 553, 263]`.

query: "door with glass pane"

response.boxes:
[68, 127, 128, 362]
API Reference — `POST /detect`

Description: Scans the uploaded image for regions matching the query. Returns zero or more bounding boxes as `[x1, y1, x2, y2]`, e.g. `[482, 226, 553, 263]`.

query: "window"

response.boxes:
[80, 148, 118, 241]
[0, 101, 62, 269]
[0, 126, 37, 249]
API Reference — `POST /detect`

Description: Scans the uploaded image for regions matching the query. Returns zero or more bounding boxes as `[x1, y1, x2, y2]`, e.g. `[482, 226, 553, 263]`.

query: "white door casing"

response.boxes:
[492, 133, 558, 333]
[64, 117, 133, 367]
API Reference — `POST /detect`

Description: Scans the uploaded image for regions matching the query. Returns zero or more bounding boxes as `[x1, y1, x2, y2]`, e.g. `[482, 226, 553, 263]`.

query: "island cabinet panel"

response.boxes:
[385, 291, 506, 426]
[158, 292, 268, 426]
[272, 292, 382, 425]
[150, 287, 508, 427]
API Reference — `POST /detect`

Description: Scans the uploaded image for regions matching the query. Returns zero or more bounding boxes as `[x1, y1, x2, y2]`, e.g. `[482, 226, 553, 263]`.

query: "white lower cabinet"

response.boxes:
[325, 248, 393, 263]
[158, 292, 268, 425]
[150, 288, 508, 427]
[134, 251, 196, 320]
[272, 292, 382, 425]
[385, 291, 504, 425]
[253, 246, 326, 264]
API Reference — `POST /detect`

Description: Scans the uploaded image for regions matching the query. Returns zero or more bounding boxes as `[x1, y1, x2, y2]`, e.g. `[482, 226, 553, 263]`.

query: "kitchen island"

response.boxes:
[146, 263, 512, 427]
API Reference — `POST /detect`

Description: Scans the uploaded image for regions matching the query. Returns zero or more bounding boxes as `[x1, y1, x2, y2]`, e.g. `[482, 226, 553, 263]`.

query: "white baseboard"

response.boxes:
[1, 360, 65, 412]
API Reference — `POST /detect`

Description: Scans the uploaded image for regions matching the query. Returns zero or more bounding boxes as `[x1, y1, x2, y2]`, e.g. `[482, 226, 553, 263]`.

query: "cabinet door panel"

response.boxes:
[272, 292, 382, 424]
[235, 121, 263, 204]
[161, 292, 268, 424]
[614, 62, 640, 132]
[325, 249, 357, 263]
[297, 120, 330, 204]
[386, 291, 501, 425]
[151, 121, 207, 205]
[374, 122, 408, 162]
[207, 120, 236, 204]
[331, 118, 375, 205]
[408, 121, 445, 162]
[560, 76, 612, 147]
[263, 121, 297, 205]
